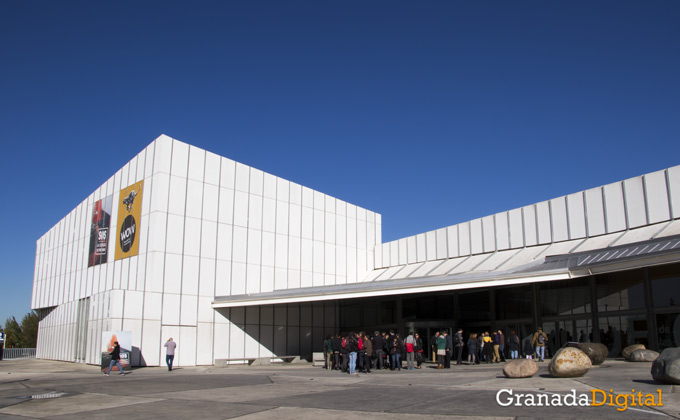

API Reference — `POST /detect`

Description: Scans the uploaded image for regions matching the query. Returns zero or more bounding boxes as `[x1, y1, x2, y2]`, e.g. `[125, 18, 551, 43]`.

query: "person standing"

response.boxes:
[341, 333, 350, 372]
[507, 330, 520, 360]
[492, 332, 501, 363]
[323, 334, 333, 370]
[405, 332, 416, 371]
[431, 331, 440, 363]
[524, 339, 534, 359]
[362, 332, 372, 373]
[415, 333, 424, 369]
[0, 329, 5, 361]
[164, 337, 177, 371]
[454, 328, 464, 365]
[483, 332, 494, 363]
[532, 327, 548, 362]
[371, 331, 385, 370]
[356, 332, 365, 372]
[467, 333, 478, 365]
[104, 341, 125, 376]
[436, 331, 447, 369]
[347, 332, 359, 375]
[498, 330, 506, 362]
[331, 333, 342, 370]
[443, 331, 452, 368]
[389, 336, 402, 371]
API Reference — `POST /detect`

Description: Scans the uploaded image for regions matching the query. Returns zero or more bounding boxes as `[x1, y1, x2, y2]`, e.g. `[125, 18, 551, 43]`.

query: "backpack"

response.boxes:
[537, 333, 545, 344]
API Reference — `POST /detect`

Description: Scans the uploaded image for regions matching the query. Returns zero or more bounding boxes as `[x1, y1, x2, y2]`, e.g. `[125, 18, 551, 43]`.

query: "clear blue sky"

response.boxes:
[1, 1, 679, 327]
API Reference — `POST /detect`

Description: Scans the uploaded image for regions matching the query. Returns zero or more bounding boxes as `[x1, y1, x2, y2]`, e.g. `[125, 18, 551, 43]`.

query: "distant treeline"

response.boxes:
[2, 311, 39, 348]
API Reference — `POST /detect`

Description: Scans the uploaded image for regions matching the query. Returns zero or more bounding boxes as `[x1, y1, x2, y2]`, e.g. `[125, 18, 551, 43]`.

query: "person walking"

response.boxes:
[164, 337, 177, 371]
[454, 328, 464, 365]
[405, 332, 416, 371]
[104, 341, 125, 376]
[532, 327, 548, 362]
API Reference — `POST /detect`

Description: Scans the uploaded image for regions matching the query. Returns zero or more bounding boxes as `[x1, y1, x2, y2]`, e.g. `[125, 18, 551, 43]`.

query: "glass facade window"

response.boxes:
[380, 300, 396, 324]
[595, 270, 645, 312]
[340, 302, 361, 328]
[495, 285, 532, 320]
[403, 294, 454, 320]
[656, 312, 680, 351]
[650, 263, 680, 309]
[598, 314, 648, 357]
[458, 290, 490, 322]
[539, 277, 590, 316]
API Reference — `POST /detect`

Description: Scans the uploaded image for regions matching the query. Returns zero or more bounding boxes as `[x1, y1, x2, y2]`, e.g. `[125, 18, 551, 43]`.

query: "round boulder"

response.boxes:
[652, 348, 680, 384]
[629, 349, 660, 362]
[577, 343, 608, 365]
[548, 347, 592, 378]
[622, 344, 646, 360]
[503, 359, 539, 378]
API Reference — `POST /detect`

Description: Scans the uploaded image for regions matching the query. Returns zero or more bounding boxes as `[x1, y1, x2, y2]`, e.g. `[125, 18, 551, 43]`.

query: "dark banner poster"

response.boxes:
[88, 195, 113, 267]
[115, 181, 143, 261]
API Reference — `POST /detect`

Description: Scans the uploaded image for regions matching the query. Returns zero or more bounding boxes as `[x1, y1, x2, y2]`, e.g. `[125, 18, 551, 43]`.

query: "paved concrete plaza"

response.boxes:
[0, 358, 678, 419]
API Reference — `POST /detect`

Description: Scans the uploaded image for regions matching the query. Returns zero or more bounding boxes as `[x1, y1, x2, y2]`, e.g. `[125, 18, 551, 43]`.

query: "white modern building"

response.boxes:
[33, 135, 680, 366]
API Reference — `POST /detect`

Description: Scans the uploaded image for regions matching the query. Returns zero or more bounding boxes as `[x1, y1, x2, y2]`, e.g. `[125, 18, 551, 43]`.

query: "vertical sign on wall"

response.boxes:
[115, 181, 144, 261]
[88, 195, 113, 267]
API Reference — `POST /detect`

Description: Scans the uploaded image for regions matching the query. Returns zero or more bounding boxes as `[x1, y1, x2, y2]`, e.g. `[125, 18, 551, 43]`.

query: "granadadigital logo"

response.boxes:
[496, 389, 663, 412]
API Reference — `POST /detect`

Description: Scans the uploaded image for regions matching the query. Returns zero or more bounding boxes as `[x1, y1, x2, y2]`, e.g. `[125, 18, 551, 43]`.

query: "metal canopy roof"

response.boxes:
[212, 233, 680, 309]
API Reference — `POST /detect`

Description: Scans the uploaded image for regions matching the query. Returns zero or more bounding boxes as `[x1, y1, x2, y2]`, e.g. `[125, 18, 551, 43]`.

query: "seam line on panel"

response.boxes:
[642, 174, 651, 226]
[210, 153, 222, 364]
[601, 186, 609, 234]
[666, 169, 675, 219]
[622, 180, 630, 231]
[565, 195, 572, 241]
[583, 191, 590, 238]
[158, 138, 175, 355]
[193, 148, 207, 367]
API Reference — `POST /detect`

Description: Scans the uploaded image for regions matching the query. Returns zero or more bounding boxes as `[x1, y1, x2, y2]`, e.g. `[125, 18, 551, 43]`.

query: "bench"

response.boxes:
[215, 355, 302, 367]
[312, 352, 326, 367]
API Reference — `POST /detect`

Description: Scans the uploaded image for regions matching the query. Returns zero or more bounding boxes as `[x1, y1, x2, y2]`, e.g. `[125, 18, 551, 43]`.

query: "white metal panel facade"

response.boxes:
[33, 135, 380, 366]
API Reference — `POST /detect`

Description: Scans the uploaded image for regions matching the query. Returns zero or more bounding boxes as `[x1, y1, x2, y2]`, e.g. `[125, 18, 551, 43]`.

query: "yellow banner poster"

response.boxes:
[115, 181, 143, 261]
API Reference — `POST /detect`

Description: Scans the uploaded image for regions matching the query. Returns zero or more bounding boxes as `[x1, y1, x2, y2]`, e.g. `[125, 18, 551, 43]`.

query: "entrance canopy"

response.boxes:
[212, 223, 680, 309]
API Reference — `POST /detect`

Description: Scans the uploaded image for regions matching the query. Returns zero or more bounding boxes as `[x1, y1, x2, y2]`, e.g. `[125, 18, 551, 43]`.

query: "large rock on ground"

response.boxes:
[577, 343, 608, 365]
[629, 349, 660, 362]
[503, 359, 539, 378]
[548, 347, 592, 378]
[652, 348, 680, 384]
[622, 344, 646, 360]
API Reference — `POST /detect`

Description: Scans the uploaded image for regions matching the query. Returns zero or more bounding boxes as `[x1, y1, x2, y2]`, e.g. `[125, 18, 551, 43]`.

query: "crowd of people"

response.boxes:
[321, 327, 552, 373]
[322, 330, 426, 374]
